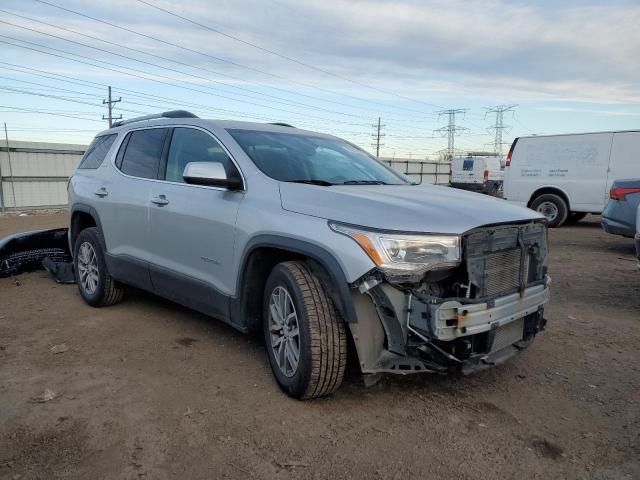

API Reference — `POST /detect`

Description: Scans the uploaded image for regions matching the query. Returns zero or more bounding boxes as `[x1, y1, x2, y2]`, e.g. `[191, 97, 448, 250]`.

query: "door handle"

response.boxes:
[150, 195, 169, 206]
[94, 187, 108, 197]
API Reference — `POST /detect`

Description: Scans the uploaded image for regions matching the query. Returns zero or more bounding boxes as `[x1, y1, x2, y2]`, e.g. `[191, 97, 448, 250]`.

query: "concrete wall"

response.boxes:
[0, 140, 86, 210]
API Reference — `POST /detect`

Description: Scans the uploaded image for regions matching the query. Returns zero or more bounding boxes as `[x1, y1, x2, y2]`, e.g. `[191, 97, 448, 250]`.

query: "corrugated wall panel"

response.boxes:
[0, 141, 86, 209]
[1, 181, 68, 207]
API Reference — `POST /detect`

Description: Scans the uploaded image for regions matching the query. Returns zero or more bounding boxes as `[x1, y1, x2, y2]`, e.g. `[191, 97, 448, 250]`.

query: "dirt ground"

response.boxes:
[1, 212, 638, 480]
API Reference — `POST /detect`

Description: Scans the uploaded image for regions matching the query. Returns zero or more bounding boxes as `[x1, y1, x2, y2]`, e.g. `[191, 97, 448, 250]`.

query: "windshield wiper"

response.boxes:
[286, 179, 335, 186]
[341, 180, 389, 185]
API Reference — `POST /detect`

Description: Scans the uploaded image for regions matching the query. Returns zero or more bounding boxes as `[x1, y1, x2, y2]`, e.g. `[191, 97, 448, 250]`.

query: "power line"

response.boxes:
[0, 11, 362, 118]
[31, 0, 440, 118]
[0, 62, 373, 135]
[0, 105, 105, 123]
[0, 85, 147, 115]
[135, 0, 444, 111]
[0, 35, 371, 126]
[0, 21, 362, 120]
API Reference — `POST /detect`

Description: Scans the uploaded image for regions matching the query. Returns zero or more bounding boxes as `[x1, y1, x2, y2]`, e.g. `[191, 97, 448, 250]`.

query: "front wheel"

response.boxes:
[263, 261, 347, 399]
[530, 193, 568, 227]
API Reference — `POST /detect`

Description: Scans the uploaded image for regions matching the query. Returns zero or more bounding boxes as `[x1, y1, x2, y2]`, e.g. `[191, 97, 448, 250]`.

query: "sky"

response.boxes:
[1, 0, 639, 158]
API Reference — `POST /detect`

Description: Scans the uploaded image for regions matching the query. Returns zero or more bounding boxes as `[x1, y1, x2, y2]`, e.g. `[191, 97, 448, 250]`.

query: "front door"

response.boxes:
[147, 126, 245, 319]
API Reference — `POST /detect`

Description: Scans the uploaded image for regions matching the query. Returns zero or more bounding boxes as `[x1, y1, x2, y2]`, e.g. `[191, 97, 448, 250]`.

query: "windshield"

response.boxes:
[227, 129, 411, 185]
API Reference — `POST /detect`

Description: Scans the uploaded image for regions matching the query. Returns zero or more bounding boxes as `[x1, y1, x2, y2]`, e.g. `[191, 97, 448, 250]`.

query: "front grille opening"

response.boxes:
[463, 222, 547, 301]
[482, 248, 529, 297]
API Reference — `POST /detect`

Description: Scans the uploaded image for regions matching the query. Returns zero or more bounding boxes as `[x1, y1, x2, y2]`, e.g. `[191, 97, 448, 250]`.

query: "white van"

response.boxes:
[503, 130, 640, 226]
[449, 155, 504, 195]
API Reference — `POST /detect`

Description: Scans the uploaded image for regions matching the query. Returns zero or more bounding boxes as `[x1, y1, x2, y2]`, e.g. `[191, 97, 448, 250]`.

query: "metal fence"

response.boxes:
[381, 158, 450, 185]
[0, 140, 86, 211]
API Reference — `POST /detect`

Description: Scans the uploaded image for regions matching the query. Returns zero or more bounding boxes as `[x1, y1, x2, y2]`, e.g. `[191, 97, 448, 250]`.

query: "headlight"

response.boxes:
[329, 222, 461, 277]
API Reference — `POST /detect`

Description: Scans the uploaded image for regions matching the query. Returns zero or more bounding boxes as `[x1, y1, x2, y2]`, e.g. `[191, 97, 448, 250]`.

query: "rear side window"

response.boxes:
[463, 159, 474, 171]
[119, 128, 168, 179]
[78, 134, 117, 169]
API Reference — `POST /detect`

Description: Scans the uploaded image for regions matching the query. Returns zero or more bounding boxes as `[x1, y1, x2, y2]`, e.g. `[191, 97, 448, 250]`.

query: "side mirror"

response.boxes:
[182, 162, 242, 189]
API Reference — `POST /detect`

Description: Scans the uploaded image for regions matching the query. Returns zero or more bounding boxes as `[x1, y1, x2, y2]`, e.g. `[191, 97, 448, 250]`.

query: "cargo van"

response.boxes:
[503, 131, 640, 226]
[449, 155, 504, 195]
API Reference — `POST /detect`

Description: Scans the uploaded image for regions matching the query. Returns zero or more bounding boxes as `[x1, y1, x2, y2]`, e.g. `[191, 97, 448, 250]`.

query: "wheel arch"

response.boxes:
[231, 235, 358, 334]
[528, 186, 571, 211]
[69, 204, 105, 254]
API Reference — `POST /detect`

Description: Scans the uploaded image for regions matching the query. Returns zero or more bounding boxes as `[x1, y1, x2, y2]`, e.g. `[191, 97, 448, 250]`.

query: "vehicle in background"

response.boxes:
[601, 179, 640, 238]
[449, 154, 504, 196]
[503, 130, 639, 227]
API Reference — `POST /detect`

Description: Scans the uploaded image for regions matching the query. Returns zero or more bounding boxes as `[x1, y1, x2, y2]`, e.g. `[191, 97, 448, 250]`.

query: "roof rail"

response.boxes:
[112, 110, 198, 128]
[270, 122, 295, 128]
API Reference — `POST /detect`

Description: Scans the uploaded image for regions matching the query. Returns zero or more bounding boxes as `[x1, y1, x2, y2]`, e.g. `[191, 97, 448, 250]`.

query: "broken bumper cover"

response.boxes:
[0, 228, 71, 278]
[352, 278, 550, 376]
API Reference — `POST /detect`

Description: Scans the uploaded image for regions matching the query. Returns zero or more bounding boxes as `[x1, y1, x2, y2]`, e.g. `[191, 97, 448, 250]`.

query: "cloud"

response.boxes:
[537, 106, 640, 117]
[4, 0, 639, 105]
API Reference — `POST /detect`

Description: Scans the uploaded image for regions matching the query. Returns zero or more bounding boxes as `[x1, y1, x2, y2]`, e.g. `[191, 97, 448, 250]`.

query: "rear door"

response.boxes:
[147, 126, 245, 318]
[607, 132, 640, 194]
[100, 127, 169, 289]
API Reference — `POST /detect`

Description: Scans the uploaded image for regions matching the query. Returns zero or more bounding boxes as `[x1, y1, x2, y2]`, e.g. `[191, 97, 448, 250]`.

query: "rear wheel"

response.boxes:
[74, 227, 124, 307]
[530, 193, 568, 227]
[263, 261, 347, 399]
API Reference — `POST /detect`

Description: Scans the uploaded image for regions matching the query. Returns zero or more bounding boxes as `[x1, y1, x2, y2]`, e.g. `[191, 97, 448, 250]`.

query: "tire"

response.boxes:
[263, 261, 347, 399]
[565, 212, 587, 225]
[530, 193, 569, 227]
[73, 227, 124, 307]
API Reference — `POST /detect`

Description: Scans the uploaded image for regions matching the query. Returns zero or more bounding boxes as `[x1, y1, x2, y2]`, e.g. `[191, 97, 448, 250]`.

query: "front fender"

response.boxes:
[234, 234, 360, 324]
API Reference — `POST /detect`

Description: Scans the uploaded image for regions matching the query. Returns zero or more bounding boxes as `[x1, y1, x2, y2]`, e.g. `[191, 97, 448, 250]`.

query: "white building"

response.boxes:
[0, 140, 86, 210]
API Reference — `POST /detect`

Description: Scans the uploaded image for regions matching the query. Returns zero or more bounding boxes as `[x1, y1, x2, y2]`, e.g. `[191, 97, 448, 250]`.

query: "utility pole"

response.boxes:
[371, 117, 385, 158]
[3, 123, 16, 210]
[102, 86, 122, 127]
[485, 104, 517, 155]
[434, 109, 468, 160]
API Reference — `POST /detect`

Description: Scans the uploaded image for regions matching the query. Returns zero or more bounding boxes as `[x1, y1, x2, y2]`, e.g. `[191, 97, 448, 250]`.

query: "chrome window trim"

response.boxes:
[110, 124, 247, 192]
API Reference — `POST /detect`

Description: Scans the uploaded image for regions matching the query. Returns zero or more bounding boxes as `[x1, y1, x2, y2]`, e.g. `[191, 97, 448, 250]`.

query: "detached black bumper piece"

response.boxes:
[0, 228, 71, 278]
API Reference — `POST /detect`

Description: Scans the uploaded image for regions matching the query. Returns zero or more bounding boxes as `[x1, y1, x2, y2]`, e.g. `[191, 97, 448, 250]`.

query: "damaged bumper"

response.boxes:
[350, 280, 550, 376]
[0, 228, 71, 278]
[348, 221, 551, 378]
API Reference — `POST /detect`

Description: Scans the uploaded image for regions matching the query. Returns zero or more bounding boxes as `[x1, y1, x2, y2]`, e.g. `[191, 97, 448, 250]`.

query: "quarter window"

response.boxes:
[119, 128, 168, 179]
[165, 127, 239, 183]
[78, 134, 117, 169]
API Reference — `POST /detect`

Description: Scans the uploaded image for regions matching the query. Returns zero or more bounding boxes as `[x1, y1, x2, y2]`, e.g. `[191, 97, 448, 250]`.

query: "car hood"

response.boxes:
[279, 183, 544, 234]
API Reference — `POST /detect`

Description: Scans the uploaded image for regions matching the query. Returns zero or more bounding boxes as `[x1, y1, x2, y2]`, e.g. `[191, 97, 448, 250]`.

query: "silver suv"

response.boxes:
[68, 110, 551, 399]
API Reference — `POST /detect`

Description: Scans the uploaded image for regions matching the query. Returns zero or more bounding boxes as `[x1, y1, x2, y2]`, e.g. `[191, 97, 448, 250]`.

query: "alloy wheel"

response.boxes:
[268, 286, 300, 377]
[77, 241, 99, 295]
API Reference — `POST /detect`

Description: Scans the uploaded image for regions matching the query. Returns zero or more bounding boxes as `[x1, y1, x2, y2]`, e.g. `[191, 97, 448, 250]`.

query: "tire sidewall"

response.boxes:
[74, 228, 109, 306]
[263, 265, 312, 398]
[532, 194, 568, 227]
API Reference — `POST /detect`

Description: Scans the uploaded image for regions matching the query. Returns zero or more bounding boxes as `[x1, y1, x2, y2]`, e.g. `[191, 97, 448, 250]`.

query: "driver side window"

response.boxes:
[165, 128, 239, 184]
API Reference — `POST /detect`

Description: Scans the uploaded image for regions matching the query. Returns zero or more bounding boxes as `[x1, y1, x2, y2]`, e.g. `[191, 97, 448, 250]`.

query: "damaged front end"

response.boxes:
[345, 221, 550, 378]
